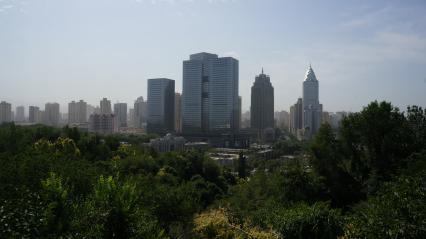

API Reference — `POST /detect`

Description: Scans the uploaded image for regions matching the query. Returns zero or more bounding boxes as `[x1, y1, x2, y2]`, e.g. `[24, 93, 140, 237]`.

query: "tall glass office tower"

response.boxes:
[182, 52, 239, 134]
[147, 78, 175, 134]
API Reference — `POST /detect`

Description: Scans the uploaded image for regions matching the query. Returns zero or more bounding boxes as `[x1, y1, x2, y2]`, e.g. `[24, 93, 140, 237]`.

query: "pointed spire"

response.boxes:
[261, 67, 264, 74]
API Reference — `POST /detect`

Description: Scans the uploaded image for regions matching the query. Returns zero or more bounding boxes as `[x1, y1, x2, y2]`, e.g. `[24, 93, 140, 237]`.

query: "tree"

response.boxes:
[237, 151, 246, 179]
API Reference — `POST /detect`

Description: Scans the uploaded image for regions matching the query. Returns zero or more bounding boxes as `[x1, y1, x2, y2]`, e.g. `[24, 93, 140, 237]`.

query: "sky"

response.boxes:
[1, 0, 425, 114]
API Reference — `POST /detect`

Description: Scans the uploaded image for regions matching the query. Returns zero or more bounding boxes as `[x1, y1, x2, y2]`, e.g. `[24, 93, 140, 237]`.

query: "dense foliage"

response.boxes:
[0, 101, 425, 238]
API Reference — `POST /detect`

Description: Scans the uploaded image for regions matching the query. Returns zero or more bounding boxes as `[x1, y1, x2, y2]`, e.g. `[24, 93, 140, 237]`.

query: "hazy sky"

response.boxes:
[1, 0, 425, 113]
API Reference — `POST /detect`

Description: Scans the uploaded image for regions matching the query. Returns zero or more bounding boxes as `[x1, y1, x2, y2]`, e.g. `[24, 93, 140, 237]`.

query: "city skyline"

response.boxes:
[1, 0, 425, 112]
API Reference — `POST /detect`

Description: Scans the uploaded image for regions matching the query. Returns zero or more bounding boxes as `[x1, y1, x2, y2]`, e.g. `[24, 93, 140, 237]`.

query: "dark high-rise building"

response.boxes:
[182, 52, 239, 134]
[250, 69, 274, 137]
[147, 78, 175, 134]
[175, 93, 182, 133]
[114, 103, 127, 128]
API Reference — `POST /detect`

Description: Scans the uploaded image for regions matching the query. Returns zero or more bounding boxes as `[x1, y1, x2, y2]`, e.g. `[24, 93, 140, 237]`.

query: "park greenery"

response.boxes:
[0, 101, 425, 238]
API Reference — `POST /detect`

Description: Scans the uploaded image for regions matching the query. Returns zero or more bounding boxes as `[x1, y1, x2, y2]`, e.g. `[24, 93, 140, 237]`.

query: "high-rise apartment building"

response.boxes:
[289, 98, 303, 136]
[134, 96, 147, 129]
[302, 65, 323, 139]
[250, 69, 274, 136]
[44, 103, 60, 126]
[182, 52, 239, 134]
[147, 78, 175, 134]
[0, 101, 12, 124]
[113, 103, 127, 128]
[68, 100, 87, 124]
[175, 93, 182, 133]
[100, 98, 112, 114]
[89, 114, 116, 134]
[15, 106, 25, 122]
[29, 106, 40, 123]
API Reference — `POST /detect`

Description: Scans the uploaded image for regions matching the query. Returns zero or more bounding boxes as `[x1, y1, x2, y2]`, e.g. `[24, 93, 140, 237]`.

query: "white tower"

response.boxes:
[302, 65, 323, 139]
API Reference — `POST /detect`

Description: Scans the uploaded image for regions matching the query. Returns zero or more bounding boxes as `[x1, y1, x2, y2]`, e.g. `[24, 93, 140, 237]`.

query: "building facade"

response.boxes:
[182, 52, 239, 134]
[250, 69, 274, 139]
[114, 103, 127, 128]
[302, 65, 323, 139]
[134, 96, 147, 129]
[89, 113, 116, 134]
[289, 98, 303, 137]
[0, 101, 12, 124]
[44, 103, 60, 127]
[15, 106, 25, 122]
[175, 93, 182, 133]
[147, 78, 175, 134]
[149, 133, 185, 152]
[100, 98, 112, 114]
[29, 106, 39, 123]
[68, 100, 87, 124]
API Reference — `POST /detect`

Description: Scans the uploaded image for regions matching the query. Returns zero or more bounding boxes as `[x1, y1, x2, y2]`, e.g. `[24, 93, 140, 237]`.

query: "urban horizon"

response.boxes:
[1, 0, 425, 113]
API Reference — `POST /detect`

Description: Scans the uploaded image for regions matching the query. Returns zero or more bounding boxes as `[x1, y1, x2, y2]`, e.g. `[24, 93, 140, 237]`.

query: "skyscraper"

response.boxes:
[113, 102, 127, 128]
[15, 106, 25, 122]
[250, 69, 274, 137]
[182, 52, 239, 134]
[44, 103, 60, 127]
[29, 106, 40, 123]
[147, 78, 175, 134]
[100, 98, 112, 114]
[0, 101, 12, 124]
[134, 96, 147, 129]
[302, 65, 323, 139]
[68, 100, 87, 124]
[175, 93, 182, 133]
[289, 98, 303, 137]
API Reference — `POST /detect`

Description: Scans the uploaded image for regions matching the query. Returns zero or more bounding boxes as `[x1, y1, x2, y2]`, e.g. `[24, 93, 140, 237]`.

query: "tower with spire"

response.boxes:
[302, 64, 323, 139]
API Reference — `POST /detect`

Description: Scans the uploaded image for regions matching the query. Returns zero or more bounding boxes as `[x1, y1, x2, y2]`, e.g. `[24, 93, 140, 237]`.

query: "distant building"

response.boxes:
[289, 98, 303, 138]
[86, 104, 95, 121]
[100, 98, 112, 114]
[44, 103, 60, 127]
[329, 111, 348, 129]
[275, 110, 290, 130]
[322, 111, 331, 125]
[182, 52, 239, 134]
[0, 101, 12, 124]
[149, 133, 185, 152]
[147, 78, 175, 134]
[89, 113, 116, 134]
[113, 103, 127, 128]
[68, 100, 87, 124]
[175, 93, 182, 133]
[250, 68, 274, 141]
[134, 96, 147, 129]
[29, 106, 39, 123]
[241, 110, 250, 129]
[15, 106, 25, 122]
[128, 108, 135, 127]
[302, 65, 323, 139]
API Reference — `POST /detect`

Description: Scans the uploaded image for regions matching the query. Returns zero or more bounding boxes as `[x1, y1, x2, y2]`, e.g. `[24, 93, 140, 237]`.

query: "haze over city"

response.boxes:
[1, 0, 425, 112]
